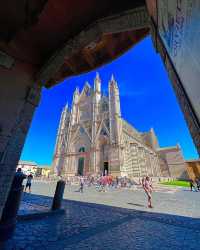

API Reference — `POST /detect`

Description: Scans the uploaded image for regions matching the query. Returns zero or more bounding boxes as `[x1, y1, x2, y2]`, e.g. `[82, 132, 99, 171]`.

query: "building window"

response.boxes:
[79, 147, 85, 152]
[101, 101, 108, 112]
[80, 127, 85, 134]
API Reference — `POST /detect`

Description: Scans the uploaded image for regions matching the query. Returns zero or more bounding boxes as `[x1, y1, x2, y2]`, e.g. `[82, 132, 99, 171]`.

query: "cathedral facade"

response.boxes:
[53, 73, 186, 178]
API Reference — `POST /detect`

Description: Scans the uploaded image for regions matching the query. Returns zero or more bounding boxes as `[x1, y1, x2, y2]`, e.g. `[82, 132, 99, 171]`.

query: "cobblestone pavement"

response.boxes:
[3, 182, 200, 250]
[18, 200, 49, 216]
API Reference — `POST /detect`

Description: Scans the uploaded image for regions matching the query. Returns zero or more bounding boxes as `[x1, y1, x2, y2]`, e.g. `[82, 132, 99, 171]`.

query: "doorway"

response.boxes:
[78, 157, 84, 176]
[103, 162, 109, 176]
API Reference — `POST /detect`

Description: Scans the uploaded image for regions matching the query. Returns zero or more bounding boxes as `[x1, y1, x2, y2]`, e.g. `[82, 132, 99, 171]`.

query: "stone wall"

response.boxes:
[0, 64, 41, 219]
[148, 16, 200, 156]
[186, 160, 200, 180]
[157, 146, 187, 179]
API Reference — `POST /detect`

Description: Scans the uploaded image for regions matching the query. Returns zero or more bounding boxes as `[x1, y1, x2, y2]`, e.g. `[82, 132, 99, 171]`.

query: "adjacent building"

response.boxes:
[17, 160, 38, 176]
[186, 159, 200, 181]
[17, 161, 51, 177]
[53, 73, 186, 178]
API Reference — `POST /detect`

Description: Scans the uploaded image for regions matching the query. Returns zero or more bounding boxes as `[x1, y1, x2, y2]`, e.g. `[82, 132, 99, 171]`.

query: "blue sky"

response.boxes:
[21, 36, 198, 165]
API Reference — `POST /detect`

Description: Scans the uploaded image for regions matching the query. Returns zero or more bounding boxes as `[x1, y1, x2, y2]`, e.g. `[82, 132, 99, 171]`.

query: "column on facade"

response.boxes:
[0, 65, 41, 219]
[136, 146, 142, 177]
[53, 104, 70, 175]
[149, 153, 153, 176]
[67, 89, 80, 175]
[91, 73, 101, 174]
[130, 143, 137, 177]
[135, 144, 142, 177]
[148, 152, 153, 177]
[144, 149, 149, 176]
[139, 146, 145, 176]
[139, 146, 143, 176]
[151, 153, 157, 176]
[147, 150, 154, 177]
[153, 154, 161, 177]
[143, 148, 148, 176]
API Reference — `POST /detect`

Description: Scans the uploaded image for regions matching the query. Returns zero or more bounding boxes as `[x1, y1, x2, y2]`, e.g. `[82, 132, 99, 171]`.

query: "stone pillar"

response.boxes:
[143, 149, 148, 176]
[0, 65, 41, 219]
[149, 153, 154, 177]
[154, 155, 161, 177]
[136, 145, 142, 177]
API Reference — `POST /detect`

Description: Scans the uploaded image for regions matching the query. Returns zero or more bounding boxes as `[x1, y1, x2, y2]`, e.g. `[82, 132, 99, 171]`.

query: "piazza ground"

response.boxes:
[2, 181, 200, 250]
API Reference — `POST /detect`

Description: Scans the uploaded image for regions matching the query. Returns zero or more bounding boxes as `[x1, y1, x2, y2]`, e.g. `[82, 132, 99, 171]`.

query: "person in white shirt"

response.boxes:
[25, 174, 33, 193]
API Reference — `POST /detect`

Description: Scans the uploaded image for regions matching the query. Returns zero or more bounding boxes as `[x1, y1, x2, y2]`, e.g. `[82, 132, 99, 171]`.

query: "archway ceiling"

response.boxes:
[0, 0, 149, 88]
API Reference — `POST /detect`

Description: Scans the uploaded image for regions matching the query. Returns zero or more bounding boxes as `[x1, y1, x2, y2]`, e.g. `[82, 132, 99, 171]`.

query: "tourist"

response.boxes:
[25, 174, 33, 193]
[195, 178, 200, 191]
[189, 179, 195, 191]
[12, 168, 26, 189]
[142, 176, 153, 208]
[79, 176, 84, 193]
[116, 176, 119, 188]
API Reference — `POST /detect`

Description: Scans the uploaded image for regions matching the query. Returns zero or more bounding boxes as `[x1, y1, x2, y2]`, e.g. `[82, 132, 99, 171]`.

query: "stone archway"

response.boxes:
[0, 0, 200, 221]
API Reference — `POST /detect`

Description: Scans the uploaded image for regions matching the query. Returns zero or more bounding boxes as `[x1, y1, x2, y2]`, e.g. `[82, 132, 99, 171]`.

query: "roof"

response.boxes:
[122, 119, 139, 134]
[186, 159, 200, 163]
[122, 119, 143, 143]
[157, 146, 180, 152]
[37, 165, 52, 170]
[0, 1, 149, 87]
[18, 160, 37, 166]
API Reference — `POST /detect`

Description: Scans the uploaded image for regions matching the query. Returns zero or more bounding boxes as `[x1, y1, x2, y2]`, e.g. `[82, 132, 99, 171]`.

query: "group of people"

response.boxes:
[77, 175, 135, 193]
[14, 168, 33, 193]
[189, 178, 200, 192]
[16, 168, 154, 208]
[76, 174, 154, 208]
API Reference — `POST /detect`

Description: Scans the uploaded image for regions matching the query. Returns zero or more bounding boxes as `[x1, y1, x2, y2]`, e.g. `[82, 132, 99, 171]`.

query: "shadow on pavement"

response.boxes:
[127, 202, 145, 207]
[2, 192, 200, 249]
[19, 192, 200, 230]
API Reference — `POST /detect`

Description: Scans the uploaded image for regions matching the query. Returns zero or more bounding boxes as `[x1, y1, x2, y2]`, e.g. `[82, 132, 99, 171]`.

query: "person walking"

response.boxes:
[189, 179, 195, 191]
[142, 176, 153, 208]
[195, 178, 200, 191]
[12, 168, 26, 189]
[25, 174, 33, 193]
[79, 176, 84, 193]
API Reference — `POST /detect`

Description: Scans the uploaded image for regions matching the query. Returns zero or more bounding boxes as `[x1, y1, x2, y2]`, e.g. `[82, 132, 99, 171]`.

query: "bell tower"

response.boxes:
[108, 74, 122, 176]
[91, 72, 102, 173]
[71, 87, 79, 125]
[53, 103, 70, 175]
[109, 74, 121, 144]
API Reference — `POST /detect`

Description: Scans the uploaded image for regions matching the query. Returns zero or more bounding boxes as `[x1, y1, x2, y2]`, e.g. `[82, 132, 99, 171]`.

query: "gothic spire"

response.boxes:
[95, 72, 101, 81]
[75, 86, 79, 93]
[72, 86, 79, 104]
[109, 73, 118, 89]
[64, 102, 69, 113]
[94, 72, 101, 93]
[111, 73, 115, 82]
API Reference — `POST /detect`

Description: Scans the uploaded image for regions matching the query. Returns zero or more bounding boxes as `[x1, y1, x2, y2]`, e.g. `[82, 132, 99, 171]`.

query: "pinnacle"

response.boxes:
[109, 74, 118, 89]
[95, 72, 101, 81]
[111, 73, 115, 81]
[75, 87, 79, 93]
[85, 81, 91, 88]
